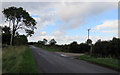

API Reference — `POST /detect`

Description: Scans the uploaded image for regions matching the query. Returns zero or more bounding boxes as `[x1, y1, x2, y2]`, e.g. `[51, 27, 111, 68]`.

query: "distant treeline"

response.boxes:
[28, 37, 120, 59]
[2, 26, 119, 59]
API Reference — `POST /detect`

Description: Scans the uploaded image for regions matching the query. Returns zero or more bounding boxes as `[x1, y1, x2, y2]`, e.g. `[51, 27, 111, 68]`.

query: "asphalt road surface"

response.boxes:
[30, 45, 118, 74]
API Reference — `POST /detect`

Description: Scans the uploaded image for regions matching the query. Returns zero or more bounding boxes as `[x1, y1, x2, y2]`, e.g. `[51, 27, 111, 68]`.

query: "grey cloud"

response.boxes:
[55, 2, 117, 30]
[2, 2, 117, 31]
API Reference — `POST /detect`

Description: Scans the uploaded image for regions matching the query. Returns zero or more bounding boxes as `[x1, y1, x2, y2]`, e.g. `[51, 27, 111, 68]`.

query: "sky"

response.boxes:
[1, 1, 118, 45]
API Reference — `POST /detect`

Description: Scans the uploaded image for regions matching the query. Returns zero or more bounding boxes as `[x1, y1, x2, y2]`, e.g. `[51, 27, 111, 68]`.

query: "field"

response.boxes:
[2, 45, 39, 73]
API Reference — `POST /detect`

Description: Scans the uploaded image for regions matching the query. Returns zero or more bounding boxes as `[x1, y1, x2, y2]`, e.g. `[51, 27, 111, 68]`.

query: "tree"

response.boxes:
[43, 38, 47, 45]
[2, 6, 37, 45]
[92, 37, 120, 58]
[13, 35, 28, 45]
[86, 39, 92, 46]
[69, 41, 79, 53]
[79, 43, 89, 53]
[49, 39, 57, 46]
[110, 37, 120, 58]
[38, 40, 44, 45]
[2, 26, 11, 45]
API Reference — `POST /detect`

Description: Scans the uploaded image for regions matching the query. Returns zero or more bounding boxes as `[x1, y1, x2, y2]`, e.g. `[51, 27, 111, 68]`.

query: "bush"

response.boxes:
[92, 37, 120, 58]
[13, 35, 28, 45]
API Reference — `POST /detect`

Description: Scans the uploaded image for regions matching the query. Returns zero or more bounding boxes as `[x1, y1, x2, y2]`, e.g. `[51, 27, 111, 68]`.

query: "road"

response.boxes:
[30, 45, 118, 74]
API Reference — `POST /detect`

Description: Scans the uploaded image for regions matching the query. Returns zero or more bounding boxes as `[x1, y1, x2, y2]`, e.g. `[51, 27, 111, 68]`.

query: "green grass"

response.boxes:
[2, 45, 39, 73]
[79, 55, 119, 71]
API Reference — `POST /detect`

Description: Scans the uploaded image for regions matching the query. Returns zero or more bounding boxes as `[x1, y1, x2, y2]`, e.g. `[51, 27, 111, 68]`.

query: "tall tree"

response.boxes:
[49, 39, 57, 46]
[2, 6, 37, 45]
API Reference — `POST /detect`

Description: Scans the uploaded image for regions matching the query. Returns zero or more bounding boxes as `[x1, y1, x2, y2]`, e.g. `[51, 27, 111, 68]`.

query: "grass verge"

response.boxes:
[79, 55, 119, 71]
[2, 45, 39, 73]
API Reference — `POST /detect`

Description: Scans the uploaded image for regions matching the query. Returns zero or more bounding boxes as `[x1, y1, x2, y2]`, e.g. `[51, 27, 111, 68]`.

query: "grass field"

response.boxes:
[79, 55, 119, 71]
[2, 45, 39, 73]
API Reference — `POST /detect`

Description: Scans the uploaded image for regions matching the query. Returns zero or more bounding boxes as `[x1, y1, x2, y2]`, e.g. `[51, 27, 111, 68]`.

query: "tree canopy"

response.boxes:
[2, 6, 37, 45]
[49, 39, 57, 46]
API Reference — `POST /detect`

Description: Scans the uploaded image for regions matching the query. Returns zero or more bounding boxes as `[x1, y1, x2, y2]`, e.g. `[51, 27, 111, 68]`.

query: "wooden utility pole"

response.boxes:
[87, 28, 92, 56]
[88, 28, 91, 39]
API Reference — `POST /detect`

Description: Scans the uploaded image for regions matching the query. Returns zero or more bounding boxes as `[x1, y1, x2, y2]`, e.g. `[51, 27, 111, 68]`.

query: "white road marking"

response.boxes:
[60, 54, 67, 57]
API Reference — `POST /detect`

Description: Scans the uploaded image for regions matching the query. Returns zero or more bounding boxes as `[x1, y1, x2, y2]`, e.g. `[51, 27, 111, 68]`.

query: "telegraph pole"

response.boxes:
[88, 28, 91, 39]
[87, 28, 92, 56]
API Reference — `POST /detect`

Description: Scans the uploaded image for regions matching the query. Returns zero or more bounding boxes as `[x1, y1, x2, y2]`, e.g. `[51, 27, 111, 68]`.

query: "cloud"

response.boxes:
[0, 24, 2, 27]
[52, 30, 65, 36]
[93, 20, 118, 34]
[55, 2, 117, 30]
[2, 2, 117, 31]
[28, 35, 55, 42]
[2, 2, 117, 29]
[1, 0, 119, 2]
[101, 30, 117, 33]
[41, 31, 46, 35]
[93, 20, 118, 30]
